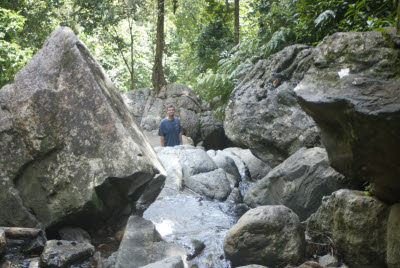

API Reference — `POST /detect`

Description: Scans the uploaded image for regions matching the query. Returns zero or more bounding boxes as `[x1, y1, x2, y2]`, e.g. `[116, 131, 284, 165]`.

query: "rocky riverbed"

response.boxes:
[1, 26, 399, 268]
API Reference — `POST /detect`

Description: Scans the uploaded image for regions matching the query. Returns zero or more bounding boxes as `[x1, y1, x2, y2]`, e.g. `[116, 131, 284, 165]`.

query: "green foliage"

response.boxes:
[0, 8, 33, 88]
[195, 19, 234, 72]
[195, 0, 397, 118]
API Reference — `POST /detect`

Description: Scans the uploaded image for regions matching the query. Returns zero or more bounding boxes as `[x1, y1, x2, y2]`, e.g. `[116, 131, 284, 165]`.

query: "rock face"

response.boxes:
[222, 148, 271, 182]
[40, 240, 94, 268]
[306, 190, 389, 268]
[294, 28, 400, 203]
[185, 168, 232, 200]
[387, 204, 400, 268]
[0, 27, 165, 228]
[224, 205, 304, 267]
[115, 216, 186, 268]
[244, 147, 353, 221]
[122, 84, 231, 148]
[224, 44, 320, 167]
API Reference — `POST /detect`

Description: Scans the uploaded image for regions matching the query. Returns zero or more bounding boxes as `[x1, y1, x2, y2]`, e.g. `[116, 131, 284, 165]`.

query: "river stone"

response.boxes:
[0, 27, 165, 228]
[224, 205, 304, 267]
[306, 189, 389, 268]
[138, 256, 184, 268]
[387, 203, 400, 268]
[223, 148, 271, 181]
[224, 44, 320, 167]
[244, 147, 352, 221]
[40, 240, 94, 268]
[185, 168, 232, 200]
[209, 150, 241, 186]
[294, 28, 400, 203]
[0, 27, 165, 227]
[115, 216, 186, 268]
[179, 147, 218, 178]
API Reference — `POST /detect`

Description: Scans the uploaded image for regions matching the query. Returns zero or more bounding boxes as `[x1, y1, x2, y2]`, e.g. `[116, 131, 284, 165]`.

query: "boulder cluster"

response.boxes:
[1, 25, 399, 268]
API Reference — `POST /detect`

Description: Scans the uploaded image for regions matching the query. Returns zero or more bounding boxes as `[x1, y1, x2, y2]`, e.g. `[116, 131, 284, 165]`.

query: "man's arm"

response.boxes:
[160, 136, 165, 147]
[179, 133, 183, 145]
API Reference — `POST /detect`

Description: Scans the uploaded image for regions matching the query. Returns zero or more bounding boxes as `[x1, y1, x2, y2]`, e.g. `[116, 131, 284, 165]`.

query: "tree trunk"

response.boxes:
[152, 0, 168, 94]
[234, 0, 240, 45]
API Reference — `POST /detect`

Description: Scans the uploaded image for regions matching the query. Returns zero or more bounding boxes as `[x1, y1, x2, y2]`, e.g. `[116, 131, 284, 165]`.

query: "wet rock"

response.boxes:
[208, 150, 241, 186]
[185, 168, 232, 201]
[226, 188, 243, 203]
[103, 251, 117, 268]
[221, 149, 251, 182]
[155, 145, 217, 195]
[224, 45, 320, 167]
[40, 240, 95, 268]
[224, 205, 304, 267]
[135, 174, 167, 215]
[21, 229, 47, 254]
[0, 27, 165, 228]
[186, 239, 205, 260]
[306, 189, 389, 268]
[58, 227, 91, 243]
[223, 148, 271, 181]
[387, 203, 400, 268]
[115, 216, 186, 268]
[139, 256, 184, 268]
[295, 28, 400, 203]
[0, 230, 6, 257]
[244, 147, 353, 221]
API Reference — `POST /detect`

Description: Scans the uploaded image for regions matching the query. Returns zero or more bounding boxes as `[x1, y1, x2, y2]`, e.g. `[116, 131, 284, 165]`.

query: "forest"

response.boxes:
[0, 0, 398, 116]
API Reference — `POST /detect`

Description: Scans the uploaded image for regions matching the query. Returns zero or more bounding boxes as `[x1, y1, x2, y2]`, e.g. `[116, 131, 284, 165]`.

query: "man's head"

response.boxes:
[166, 104, 175, 118]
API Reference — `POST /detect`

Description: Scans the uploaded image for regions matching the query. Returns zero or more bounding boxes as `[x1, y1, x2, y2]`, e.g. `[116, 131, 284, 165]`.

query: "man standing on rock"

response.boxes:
[158, 104, 183, 147]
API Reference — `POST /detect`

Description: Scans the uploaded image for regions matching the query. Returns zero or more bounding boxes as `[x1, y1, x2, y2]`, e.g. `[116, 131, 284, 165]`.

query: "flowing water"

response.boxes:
[143, 188, 249, 268]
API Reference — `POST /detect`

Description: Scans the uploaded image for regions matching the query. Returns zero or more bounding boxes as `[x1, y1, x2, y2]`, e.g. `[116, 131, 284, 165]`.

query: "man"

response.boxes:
[158, 104, 183, 147]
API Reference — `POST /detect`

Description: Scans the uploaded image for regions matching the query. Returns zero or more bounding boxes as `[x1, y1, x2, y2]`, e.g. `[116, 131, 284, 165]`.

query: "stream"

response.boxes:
[144, 187, 249, 268]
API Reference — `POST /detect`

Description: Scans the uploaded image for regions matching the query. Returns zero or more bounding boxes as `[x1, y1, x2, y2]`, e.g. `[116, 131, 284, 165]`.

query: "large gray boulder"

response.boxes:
[306, 189, 389, 268]
[224, 205, 304, 267]
[0, 27, 165, 228]
[224, 44, 320, 167]
[294, 28, 400, 203]
[208, 150, 241, 186]
[244, 147, 352, 221]
[223, 148, 271, 181]
[115, 216, 186, 268]
[184, 168, 232, 200]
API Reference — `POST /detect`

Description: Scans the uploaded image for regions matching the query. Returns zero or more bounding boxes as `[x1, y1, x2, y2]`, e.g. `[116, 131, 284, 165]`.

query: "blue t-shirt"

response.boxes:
[158, 117, 182, 147]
